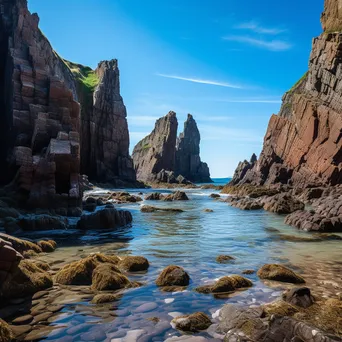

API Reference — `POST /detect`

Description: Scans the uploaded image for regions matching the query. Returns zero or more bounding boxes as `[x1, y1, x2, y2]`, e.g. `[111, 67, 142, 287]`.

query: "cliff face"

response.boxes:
[132, 111, 178, 183]
[321, 0, 342, 32]
[0, 0, 82, 211]
[66, 60, 136, 185]
[229, 154, 257, 186]
[175, 114, 212, 183]
[236, 3, 342, 188]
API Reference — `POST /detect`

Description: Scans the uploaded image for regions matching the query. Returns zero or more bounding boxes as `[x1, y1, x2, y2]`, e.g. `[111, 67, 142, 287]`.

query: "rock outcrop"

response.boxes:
[0, 0, 82, 211]
[132, 111, 178, 183]
[66, 59, 136, 186]
[175, 114, 212, 183]
[231, 2, 342, 188]
[132, 112, 211, 184]
[229, 154, 257, 185]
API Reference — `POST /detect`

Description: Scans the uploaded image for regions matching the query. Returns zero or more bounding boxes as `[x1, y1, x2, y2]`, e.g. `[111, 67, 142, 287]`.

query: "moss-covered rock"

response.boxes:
[91, 293, 121, 304]
[156, 265, 190, 287]
[37, 240, 56, 253]
[0, 233, 42, 254]
[0, 319, 13, 342]
[257, 264, 305, 284]
[91, 263, 131, 291]
[196, 275, 252, 294]
[118, 256, 149, 272]
[1, 260, 52, 298]
[54, 254, 120, 285]
[216, 255, 235, 263]
[172, 312, 212, 332]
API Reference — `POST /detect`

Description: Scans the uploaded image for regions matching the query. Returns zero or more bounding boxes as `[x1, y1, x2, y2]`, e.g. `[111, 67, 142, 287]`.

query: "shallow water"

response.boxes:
[17, 186, 342, 341]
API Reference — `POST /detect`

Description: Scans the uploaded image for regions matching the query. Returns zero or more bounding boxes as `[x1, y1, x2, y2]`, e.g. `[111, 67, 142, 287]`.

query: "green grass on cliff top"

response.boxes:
[63, 59, 99, 93]
[288, 71, 308, 94]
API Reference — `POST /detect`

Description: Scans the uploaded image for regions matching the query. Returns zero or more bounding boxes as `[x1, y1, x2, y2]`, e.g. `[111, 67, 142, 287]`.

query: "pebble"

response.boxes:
[11, 314, 33, 325]
[32, 291, 49, 300]
[10, 325, 32, 338]
[164, 298, 174, 304]
[134, 302, 158, 313]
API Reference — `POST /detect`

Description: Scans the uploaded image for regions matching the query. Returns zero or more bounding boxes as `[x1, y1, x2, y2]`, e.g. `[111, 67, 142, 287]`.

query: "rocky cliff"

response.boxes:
[175, 114, 212, 183]
[0, 0, 82, 212]
[234, 2, 342, 188]
[65, 59, 136, 186]
[132, 111, 178, 183]
[229, 154, 257, 186]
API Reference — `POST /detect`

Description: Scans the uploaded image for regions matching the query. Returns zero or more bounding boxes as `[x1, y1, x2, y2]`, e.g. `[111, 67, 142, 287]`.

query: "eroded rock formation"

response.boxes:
[233, 3, 342, 188]
[175, 114, 212, 183]
[229, 153, 257, 186]
[132, 111, 178, 183]
[66, 59, 136, 186]
[0, 0, 82, 211]
[132, 112, 211, 184]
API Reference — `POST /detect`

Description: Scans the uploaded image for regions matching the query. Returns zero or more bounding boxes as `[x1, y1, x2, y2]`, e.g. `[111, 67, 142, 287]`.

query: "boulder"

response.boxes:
[91, 293, 121, 304]
[163, 191, 189, 201]
[117, 256, 149, 272]
[77, 208, 133, 230]
[54, 254, 120, 285]
[37, 240, 57, 253]
[155, 265, 190, 287]
[145, 193, 164, 201]
[196, 275, 252, 294]
[91, 263, 132, 291]
[210, 193, 220, 199]
[0, 234, 41, 254]
[171, 312, 212, 332]
[257, 264, 305, 284]
[1, 260, 52, 298]
[17, 215, 68, 231]
[216, 255, 235, 263]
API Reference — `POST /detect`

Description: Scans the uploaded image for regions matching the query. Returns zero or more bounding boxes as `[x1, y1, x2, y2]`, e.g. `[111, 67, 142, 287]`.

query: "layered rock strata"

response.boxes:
[66, 59, 136, 185]
[132, 111, 178, 183]
[232, 5, 342, 188]
[175, 114, 212, 183]
[132, 112, 211, 183]
[0, 0, 82, 211]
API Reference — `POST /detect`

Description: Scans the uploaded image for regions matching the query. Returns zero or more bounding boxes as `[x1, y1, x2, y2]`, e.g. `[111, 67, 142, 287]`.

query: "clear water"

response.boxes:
[19, 186, 342, 341]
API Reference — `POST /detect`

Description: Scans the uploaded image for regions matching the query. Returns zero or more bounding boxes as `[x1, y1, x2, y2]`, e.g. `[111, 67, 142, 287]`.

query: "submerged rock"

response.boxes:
[156, 265, 190, 287]
[171, 312, 212, 332]
[196, 275, 252, 294]
[140, 205, 184, 213]
[91, 293, 121, 304]
[257, 264, 305, 284]
[216, 255, 235, 263]
[77, 208, 132, 230]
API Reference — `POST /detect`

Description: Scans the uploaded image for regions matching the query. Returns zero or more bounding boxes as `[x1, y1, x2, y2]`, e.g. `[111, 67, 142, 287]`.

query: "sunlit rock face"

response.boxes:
[132, 111, 178, 183]
[175, 114, 212, 183]
[235, 1, 342, 188]
[0, 0, 82, 211]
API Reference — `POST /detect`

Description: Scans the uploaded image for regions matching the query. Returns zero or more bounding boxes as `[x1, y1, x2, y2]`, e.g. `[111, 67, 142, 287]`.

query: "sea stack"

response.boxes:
[132, 111, 178, 183]
[230, 3, 342, 187]
[175, 114, 212, 183]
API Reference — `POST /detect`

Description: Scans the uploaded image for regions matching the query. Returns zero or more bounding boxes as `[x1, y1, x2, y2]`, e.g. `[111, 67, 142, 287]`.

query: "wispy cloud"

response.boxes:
[235, 21, 287, 35]
[223, 35, 292, 51]
[156, 73, 242, 89]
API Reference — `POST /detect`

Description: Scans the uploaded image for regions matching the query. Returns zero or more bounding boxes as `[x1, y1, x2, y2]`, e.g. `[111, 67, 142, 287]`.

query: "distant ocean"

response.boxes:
[198, 177, 231, 186]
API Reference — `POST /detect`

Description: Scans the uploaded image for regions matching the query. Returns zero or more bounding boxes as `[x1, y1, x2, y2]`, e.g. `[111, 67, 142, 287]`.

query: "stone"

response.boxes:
[91, 293, 120, 304]
[0, 234, 40, 254]
[196, 275, 252, 294]
[175, 114, 212, 183]
[145, 192, 164, 200]
[140, 205, 184, 213]
[156, 265, 190, 287]
[37, 240, 56, 253]
[54, 253, 120, 285]
[132, 111, 178, 183]
[263, 193, 305, 214]
[216, 255, 235, 263]
[1, 259, 53, 298]
[171, 312, 212, 332]
[117, 256, 149, 272]
[0, 319, 13, 342]
[282, 287, 315, 308]
[163, 191, 189, 201]
[91, 263, 131, 291]
[77, 208, 133, 230]
[18, 215, 68, 231]
[257, 264, 305, 284]
[210, 193, 220, 198]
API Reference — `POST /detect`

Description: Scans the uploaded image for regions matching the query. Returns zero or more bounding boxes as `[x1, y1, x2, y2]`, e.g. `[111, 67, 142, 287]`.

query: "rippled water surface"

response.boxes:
[19, 186, 342, 341]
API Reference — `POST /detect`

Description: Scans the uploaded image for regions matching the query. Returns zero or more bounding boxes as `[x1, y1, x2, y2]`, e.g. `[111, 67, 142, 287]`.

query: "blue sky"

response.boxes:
[29, 0, 323, 177]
